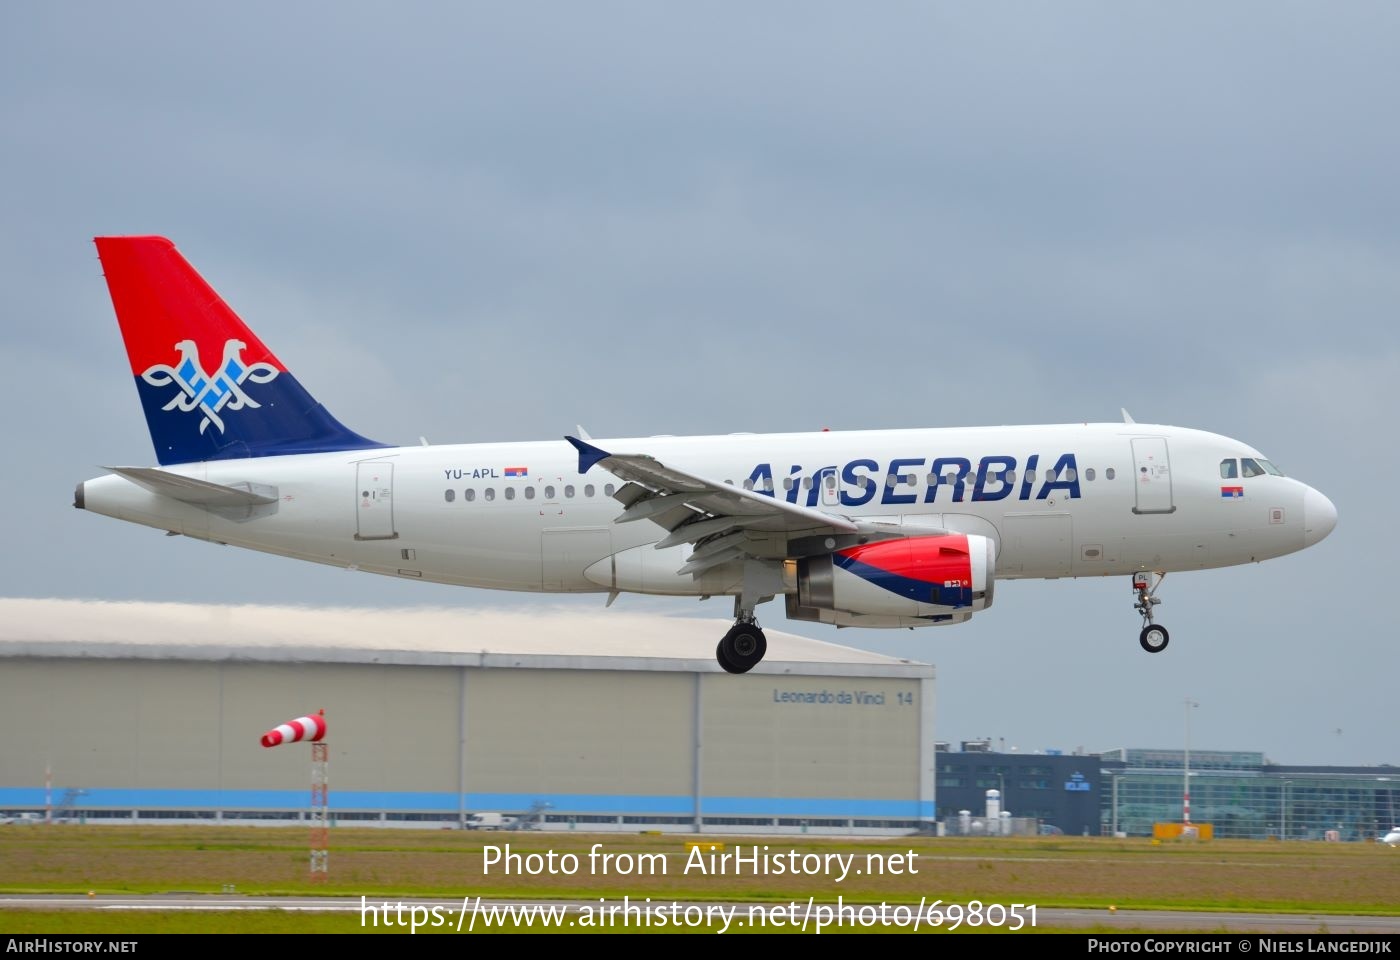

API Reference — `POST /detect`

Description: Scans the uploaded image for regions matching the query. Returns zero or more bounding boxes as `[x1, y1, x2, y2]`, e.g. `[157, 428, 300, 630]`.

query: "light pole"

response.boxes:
[1183, 698, 1199, 825]
[1110, 772, 1120, 837]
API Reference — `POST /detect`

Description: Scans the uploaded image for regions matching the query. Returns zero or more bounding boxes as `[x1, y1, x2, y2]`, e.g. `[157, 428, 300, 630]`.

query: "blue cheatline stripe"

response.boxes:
[0, 787, 932, 820]
[833, 553, 972, 608]
[463, 793, 693, 815]
[702, 797, 934, 819]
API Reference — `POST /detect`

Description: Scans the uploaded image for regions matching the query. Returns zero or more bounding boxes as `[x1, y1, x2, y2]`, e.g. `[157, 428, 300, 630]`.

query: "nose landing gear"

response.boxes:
[1134, 572, 1169, 653]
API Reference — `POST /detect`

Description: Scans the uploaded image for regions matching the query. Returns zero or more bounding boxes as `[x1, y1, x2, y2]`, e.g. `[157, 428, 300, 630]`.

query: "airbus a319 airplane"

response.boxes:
[75, 237, 1338, 673]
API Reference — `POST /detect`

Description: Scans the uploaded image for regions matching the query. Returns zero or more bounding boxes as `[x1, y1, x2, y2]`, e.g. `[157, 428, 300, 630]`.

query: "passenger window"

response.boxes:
[524, 487, 536, 500]
[803, 477, 813, 489]
[604, 483, 616, 496]
[783, 477, 794, 491]
[585, 484, 595, 497]
[1026, 469, 1036, 484]
[1004, 470, 1016, 486]
[1065, 468, 1077, 482]
[1085, 468, 1096, 481]
[926, 473, 938, 486]
[484, 488, 495, 502]
[1241, 458, 1265, 478]
[504, 487, 515, 501]
[1220, 459, 1238, 479]
[464, 489, 476, 502]
[444, 489, 455, 503]
[564, 484, 575, 498]
[743, 478, 754, 490]
[1106, 468, 1116, 480]
[544, 485, 555, 499]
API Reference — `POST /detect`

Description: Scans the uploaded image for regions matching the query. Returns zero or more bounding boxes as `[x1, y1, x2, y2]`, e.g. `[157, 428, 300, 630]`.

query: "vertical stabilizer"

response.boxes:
[94, 236, 387, 464]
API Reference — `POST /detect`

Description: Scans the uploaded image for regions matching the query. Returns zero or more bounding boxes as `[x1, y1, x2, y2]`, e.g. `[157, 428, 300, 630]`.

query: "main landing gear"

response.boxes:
[715, 565, 780, 674]
[1133, 571, 1169, 653]
[716, 618, 767, 674]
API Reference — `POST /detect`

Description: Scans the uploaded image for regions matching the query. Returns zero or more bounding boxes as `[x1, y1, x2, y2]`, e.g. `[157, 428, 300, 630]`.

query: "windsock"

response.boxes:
[260, 711, 326, 748]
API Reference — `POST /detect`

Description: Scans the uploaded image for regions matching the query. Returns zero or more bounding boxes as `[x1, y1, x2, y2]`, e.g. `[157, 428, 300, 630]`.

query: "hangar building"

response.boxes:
[0, 599, 934, 835]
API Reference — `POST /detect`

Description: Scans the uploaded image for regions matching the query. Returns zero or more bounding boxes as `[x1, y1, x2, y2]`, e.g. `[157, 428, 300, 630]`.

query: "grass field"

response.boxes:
[2, 825, 1397, 933]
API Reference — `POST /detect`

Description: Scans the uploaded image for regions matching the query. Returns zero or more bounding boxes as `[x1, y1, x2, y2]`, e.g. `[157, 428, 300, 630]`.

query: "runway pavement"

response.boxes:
[2, 894, 1397, 934]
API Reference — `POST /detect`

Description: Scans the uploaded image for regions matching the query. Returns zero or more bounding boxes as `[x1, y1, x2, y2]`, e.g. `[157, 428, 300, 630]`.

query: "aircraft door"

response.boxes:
[1130, 438, 1175, 515]
[355, 462, 398, 540]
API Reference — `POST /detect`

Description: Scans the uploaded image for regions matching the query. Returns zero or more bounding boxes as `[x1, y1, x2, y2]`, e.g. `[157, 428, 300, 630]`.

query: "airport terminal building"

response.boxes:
[933, 744, 1398, 841]
[0, 599, 934, 835]
[1099, 748, 1399, 842]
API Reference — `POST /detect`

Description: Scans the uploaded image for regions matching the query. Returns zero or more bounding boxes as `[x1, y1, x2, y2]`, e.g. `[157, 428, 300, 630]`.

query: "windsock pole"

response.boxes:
[261, 709, 329, 881]
[310, 735, 328, 882]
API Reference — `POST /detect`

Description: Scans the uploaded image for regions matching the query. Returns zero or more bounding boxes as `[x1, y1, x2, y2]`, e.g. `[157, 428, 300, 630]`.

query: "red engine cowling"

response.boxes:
[795, 534, 996, 621]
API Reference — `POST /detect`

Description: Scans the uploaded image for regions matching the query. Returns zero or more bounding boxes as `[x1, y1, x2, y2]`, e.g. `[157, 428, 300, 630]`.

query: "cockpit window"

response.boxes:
[1241, 457, 1267, 478]
[1220, 459, 1238, 479]
[1258, 459, 1283, 476]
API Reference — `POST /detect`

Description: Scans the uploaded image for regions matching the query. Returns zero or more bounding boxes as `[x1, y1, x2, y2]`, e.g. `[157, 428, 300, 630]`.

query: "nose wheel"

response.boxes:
[1133, 572, 1169, 653]
[1139, 623, 1170, 653]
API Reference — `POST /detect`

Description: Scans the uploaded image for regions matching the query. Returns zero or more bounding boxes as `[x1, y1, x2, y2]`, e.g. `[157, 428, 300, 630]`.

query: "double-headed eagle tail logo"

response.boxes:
[141, 340, 280, 434]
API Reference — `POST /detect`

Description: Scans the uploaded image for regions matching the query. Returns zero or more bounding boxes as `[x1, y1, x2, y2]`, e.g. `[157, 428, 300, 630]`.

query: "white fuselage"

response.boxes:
[79, 422, 1333, 609]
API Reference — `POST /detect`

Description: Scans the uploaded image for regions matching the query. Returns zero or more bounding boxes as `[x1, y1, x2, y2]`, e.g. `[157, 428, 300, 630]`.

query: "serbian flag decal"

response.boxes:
[504, 466, 529, 477]
[1221, 486, 1245, 499]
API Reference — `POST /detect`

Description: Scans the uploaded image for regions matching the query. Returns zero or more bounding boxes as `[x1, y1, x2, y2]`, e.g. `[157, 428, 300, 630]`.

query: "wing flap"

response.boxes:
[654, 515, 763, 550]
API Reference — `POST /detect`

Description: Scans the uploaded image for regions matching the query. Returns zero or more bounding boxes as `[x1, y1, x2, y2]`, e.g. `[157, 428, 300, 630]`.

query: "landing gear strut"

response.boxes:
[714, 564, 778, 673]
[1133, 572, 1169, 653]
[716, 619, 767, 674]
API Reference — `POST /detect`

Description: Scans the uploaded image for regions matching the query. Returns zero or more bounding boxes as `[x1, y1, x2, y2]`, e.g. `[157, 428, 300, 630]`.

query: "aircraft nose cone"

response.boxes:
[1303, 487, 1337, 547]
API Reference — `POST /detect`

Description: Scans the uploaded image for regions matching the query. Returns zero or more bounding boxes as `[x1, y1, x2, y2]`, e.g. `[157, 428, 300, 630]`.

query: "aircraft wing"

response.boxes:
[566, 436, 859, 575]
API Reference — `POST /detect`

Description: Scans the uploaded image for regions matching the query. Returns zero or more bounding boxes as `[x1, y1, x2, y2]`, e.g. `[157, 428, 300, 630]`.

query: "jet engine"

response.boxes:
[788, 534, 996, 627]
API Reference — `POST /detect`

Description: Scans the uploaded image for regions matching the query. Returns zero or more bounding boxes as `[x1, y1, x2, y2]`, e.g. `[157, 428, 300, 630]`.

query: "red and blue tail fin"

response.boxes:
[94, 236, 387, 465]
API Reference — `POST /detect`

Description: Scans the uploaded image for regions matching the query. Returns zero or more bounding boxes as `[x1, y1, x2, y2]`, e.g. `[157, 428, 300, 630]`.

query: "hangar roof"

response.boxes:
[0, 598, 932, 679]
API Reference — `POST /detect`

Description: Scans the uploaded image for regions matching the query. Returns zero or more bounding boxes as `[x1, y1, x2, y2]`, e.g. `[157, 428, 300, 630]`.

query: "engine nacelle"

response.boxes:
[794, 534, 996, 624]
[783, 597, 974, 629]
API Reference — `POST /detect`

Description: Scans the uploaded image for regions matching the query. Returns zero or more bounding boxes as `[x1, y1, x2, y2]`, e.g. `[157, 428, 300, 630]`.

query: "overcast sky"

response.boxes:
[2, 3, 1395, 767]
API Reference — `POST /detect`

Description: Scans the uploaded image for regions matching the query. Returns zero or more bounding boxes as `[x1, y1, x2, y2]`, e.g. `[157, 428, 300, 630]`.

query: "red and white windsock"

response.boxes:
[260, 710, 327, 748]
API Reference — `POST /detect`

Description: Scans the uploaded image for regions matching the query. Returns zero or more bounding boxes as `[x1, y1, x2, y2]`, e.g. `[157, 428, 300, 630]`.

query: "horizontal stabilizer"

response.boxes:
[106, 466, 278, 507]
